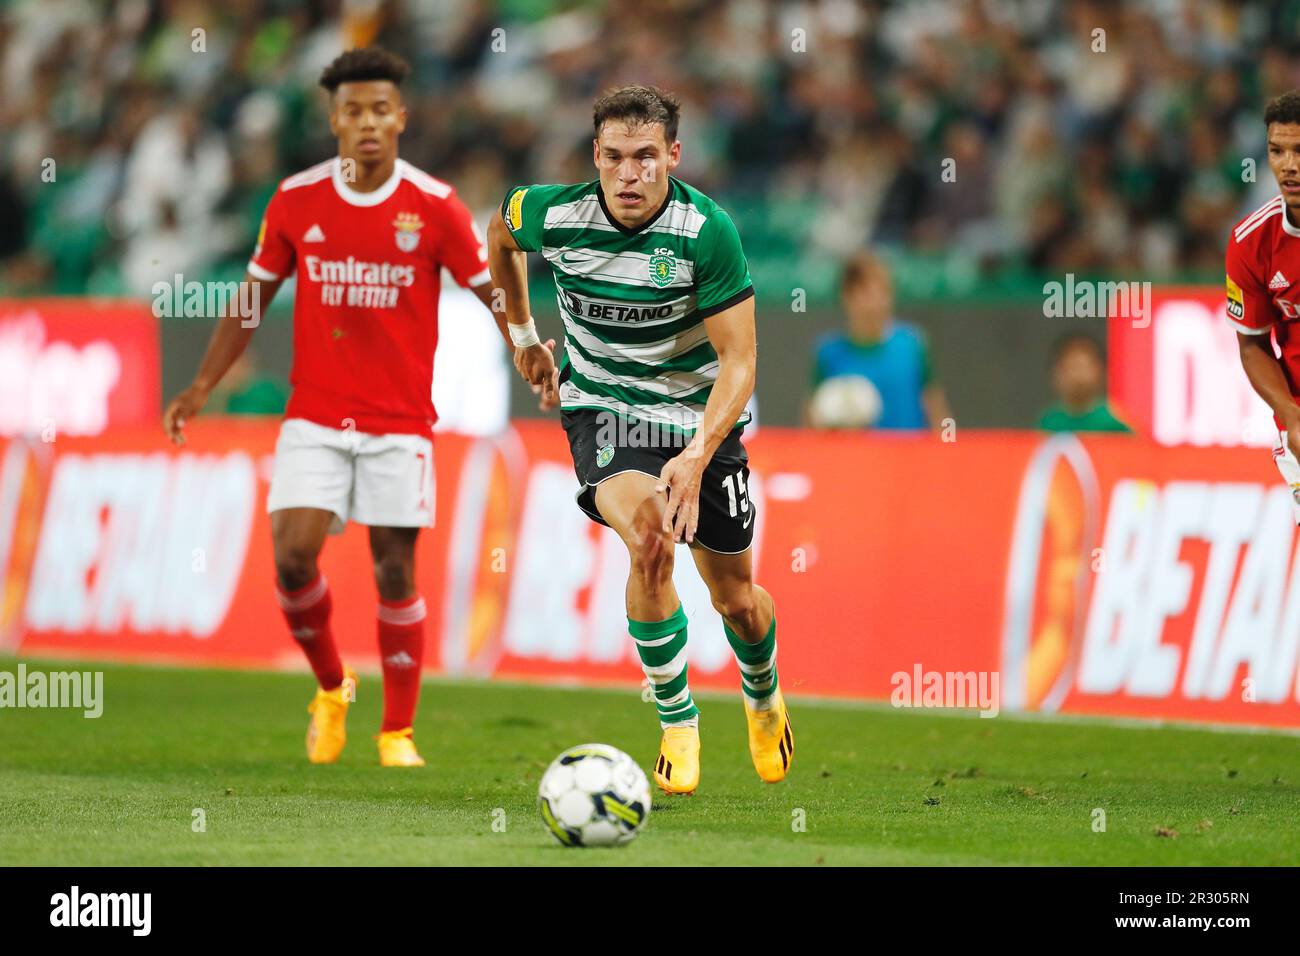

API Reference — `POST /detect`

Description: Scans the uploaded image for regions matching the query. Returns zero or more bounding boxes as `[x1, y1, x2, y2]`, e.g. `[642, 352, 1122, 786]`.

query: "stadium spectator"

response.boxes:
[0, 0, 1291, 300]
[1038, 332, 1131, 433]
[808, 252, 950, 431]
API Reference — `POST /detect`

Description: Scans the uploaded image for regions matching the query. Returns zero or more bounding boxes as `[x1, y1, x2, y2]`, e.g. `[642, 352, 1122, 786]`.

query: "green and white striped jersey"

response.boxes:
[501, 177, 754, 433]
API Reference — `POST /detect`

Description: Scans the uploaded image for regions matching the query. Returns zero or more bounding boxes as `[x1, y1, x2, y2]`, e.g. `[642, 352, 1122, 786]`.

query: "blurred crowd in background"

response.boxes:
[3, 0, 1298, 304]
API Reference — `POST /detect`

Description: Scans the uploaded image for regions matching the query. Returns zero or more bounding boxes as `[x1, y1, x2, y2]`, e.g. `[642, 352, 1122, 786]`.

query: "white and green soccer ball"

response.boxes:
[538, 743, 651, 847]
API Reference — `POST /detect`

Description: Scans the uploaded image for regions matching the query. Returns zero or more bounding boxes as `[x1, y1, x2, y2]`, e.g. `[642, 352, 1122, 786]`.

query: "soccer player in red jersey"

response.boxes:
[1230, 90, 1300, 522]
[163, 48, 547, 766]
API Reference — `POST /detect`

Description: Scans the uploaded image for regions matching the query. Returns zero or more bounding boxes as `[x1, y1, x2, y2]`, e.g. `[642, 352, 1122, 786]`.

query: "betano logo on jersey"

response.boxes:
[560, 289, 678, 324]
[393, 212, 424, 252]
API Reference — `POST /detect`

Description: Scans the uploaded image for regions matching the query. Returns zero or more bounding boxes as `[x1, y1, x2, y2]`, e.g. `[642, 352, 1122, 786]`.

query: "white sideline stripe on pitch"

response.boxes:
[416, 675, 1300, 739]
[782, 694, 1300, 738]
[22, 654, 1300, 741]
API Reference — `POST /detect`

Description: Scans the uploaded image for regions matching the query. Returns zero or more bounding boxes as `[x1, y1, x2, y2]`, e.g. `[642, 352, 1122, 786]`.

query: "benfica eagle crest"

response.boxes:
[394, 212, 424, 252]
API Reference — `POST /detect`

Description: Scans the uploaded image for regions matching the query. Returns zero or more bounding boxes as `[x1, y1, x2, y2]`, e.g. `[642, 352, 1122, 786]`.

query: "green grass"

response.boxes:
[1, 658, 1298, 865]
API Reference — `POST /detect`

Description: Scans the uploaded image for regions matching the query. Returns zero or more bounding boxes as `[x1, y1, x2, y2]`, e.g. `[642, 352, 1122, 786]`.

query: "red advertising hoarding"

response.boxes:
[3, 420, 1299, 729]
[0, 298, 160, 438]
[1108, 285, 1276, 447]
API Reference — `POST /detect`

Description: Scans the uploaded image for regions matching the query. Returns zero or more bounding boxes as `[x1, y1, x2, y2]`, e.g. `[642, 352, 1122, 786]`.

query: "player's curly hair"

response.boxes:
[593, 86, 681, 143]
[1265, 90, 1300, 127]
[319, 47, 410, 93]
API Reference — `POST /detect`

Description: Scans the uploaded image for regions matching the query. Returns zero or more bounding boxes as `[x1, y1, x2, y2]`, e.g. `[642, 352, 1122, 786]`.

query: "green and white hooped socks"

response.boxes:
[724, 616, 779, 711]
[630, 605, 699, 730]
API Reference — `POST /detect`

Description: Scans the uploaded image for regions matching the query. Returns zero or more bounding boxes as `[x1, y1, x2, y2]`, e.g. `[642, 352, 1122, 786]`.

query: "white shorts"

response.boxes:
[266, 418, 435, 534]
[1273, 430, 1300, 525]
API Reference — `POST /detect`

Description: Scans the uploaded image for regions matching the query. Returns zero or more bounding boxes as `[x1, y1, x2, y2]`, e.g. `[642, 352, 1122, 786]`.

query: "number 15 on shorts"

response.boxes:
[722, 469, 752, 527]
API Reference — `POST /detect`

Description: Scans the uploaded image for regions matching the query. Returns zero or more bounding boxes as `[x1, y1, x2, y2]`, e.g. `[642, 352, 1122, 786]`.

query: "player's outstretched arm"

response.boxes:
[469, 280, 515, 351]
[659, 295, 757, 544]
[1238, 330, 1300, 454]
[162, 272, 284, 445]
[469, 276, 557, 412]
[486, 207, 559, 410]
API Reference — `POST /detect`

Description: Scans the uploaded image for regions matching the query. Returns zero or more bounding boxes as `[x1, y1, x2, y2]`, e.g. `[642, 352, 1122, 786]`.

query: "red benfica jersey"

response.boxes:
[248, 157, 490, 435]
[1225, 194, 1300, 426]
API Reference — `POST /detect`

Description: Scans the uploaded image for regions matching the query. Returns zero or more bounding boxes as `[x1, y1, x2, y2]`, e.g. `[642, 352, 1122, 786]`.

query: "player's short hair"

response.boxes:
[593, 86, 681, 144]
[1265, 90, 1300, 127]
[319, 47, 410, 94]
[1051, 332, 1105, 367]
[840, 252, 891, 294]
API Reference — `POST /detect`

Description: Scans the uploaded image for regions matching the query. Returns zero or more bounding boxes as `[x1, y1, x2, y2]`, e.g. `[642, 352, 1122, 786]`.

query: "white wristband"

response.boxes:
[508, 318, 541, 348]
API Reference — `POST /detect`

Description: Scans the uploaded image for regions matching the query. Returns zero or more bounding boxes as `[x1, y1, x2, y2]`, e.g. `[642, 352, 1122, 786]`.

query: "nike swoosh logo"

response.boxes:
[742, 508, 753, 529]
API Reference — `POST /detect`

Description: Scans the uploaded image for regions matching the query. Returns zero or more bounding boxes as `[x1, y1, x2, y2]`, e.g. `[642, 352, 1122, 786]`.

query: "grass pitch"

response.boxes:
[1, 658, 1298, 866]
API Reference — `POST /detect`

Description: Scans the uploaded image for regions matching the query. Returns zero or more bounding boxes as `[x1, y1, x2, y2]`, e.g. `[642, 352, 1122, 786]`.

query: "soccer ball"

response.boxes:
[538, 743, 651, 847]
[809, 374, 883, 429]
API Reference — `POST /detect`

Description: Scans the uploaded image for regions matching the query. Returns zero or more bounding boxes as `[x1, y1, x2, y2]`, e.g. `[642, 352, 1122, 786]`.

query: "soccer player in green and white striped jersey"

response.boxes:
[486, 86, 793, 795]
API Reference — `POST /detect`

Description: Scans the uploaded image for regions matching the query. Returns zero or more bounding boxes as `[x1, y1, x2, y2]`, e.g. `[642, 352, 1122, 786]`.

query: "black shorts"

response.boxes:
[561, 406, 756, 554]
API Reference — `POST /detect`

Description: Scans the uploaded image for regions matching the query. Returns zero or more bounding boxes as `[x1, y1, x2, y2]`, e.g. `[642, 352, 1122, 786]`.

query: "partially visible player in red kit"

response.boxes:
[164, 48, 553, 766]
[1230, 90, 1300, 522]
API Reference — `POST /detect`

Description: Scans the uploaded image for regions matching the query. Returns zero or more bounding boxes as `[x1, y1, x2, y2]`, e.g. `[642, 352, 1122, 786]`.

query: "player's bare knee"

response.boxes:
[628, 527, 674, 591]
[373, 557, 414, 601]
[711, 587, 758, 628]
[274, 548, 318, 592]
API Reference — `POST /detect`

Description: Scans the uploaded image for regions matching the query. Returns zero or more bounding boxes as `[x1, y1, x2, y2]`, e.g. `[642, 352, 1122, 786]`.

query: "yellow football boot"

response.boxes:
[654, 725, 700, 795]
[377, 727, 425, 767]
[305, 667, 357, 764]
[745, 689, 793, 783]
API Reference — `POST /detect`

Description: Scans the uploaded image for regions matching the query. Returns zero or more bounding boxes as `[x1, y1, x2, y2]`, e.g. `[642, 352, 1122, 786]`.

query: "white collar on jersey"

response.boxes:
[1283, 197, 1300, 238]
[331, 156, 404, 207]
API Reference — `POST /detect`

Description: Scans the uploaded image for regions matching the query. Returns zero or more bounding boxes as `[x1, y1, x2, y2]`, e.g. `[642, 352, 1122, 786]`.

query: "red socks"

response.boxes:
[377, 595, 427, 732]
[277, 574, 344, 690]
[279, 575, 425, 730]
